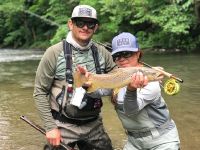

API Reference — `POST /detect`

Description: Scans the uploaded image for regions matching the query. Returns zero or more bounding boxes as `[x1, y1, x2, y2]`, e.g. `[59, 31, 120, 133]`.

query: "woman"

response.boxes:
[111, 32, 180, 150]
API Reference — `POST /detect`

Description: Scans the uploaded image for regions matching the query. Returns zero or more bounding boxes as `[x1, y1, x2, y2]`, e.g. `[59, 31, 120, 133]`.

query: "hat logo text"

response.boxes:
[117, 38, 130, 47]
[78, 8, 92, 17]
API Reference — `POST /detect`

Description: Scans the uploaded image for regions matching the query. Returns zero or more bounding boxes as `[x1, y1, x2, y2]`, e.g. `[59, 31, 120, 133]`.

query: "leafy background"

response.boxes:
[0, 0, 199, 52]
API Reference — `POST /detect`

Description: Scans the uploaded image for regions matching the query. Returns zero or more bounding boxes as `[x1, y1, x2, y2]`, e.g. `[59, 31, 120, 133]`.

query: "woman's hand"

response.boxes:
[127, 71, 148, 91]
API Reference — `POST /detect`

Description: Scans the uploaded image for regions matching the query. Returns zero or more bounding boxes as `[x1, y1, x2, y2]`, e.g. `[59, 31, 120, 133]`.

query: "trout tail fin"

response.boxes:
[73, 70, 88, 88]
[73, 71, 97, 93]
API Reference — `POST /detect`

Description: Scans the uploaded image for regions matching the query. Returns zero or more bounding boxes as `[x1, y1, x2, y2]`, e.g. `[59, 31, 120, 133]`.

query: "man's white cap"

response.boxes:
[71, 5, 98, 22]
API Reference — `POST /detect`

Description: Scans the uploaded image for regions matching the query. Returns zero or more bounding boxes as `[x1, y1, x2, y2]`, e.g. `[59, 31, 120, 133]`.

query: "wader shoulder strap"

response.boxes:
[91, 44, 101, 74]
[63, 40, 73, 84]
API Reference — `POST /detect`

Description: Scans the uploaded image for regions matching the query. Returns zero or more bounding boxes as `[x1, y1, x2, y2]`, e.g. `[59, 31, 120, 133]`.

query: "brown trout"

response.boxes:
[73, 67, 163, 93]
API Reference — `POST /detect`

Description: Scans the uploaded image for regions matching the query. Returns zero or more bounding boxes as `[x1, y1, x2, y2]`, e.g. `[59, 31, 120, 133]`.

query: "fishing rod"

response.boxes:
[95, 41, 183, 95]
[20, 115, 76, 150]
[140, 61, 183, 83]
[139, 61, 183, 95]
[94, 40, 184, 82]
[93, 40, 112, 52]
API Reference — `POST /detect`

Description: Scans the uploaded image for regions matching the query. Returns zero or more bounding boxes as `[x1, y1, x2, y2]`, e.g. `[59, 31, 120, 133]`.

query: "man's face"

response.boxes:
[68, 18, 98, 45]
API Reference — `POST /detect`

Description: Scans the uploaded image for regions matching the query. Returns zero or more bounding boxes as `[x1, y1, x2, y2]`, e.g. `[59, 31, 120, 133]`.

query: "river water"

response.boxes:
[0, 49, 199, 150]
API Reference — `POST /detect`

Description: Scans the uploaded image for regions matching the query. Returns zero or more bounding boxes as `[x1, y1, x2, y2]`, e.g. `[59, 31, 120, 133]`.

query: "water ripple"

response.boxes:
[0, 49, 44, 62]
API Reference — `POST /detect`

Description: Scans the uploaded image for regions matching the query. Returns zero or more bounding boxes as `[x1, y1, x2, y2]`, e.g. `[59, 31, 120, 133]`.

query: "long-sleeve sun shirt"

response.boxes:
[33, 41, 116, 131]
[115, 81, 175, 132]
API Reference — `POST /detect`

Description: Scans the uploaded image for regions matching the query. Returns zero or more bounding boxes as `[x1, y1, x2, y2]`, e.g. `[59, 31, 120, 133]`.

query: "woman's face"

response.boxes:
[114, 51, 141, 68]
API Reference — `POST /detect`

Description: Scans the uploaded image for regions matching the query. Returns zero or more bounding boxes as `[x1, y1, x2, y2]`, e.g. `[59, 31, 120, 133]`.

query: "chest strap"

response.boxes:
[63, 40, 73, 84]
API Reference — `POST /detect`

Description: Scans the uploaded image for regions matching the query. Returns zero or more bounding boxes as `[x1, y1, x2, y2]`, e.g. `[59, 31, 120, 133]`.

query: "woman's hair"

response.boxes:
[138, 50, 143, 62]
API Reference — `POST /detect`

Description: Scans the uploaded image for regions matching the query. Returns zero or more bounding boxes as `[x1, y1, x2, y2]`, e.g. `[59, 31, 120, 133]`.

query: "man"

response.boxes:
[33, 5, 116, 150]
[111, 32, 180, 150]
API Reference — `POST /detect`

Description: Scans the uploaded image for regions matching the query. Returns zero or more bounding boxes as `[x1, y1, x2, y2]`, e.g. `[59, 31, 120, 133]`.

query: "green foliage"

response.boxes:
[45, 0, 78, 24]
[0, 0, 58, 48]
[0, 0, 200, 52]
[50, 25, 68, 44]
[4, 27, 25, 48]
[0, 12, 7, 44]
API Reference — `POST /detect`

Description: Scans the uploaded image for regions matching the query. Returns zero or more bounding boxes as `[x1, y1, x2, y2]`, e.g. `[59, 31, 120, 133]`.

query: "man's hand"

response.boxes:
[46, 128, 61, 146]
[76, 65, 90, 78]
[127, 71, 148, 91]
[76, 65, 92, 87]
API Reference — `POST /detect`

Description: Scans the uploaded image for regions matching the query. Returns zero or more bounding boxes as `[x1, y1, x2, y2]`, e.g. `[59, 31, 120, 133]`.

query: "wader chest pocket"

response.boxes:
[64, 94, 102, 119]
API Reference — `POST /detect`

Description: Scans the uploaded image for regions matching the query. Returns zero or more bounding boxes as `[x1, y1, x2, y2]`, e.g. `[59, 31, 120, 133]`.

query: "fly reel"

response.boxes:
[164, 78, 180, 95]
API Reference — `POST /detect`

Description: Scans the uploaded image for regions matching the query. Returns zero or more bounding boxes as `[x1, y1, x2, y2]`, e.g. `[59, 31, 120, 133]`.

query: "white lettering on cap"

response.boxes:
[78, 8, 92, 17]
[117, 38, 130, 47]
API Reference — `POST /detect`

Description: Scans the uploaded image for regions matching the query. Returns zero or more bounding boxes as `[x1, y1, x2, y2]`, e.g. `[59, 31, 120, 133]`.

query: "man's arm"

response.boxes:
[33, 47, 58, 131]
[33, 42, 63, 131]
[33, 45, 63, 146]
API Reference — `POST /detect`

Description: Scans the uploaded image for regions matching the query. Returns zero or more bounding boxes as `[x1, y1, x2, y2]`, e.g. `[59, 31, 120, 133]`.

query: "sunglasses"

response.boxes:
[112, 51, 135, 61]
[72, 19, 97, 29]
